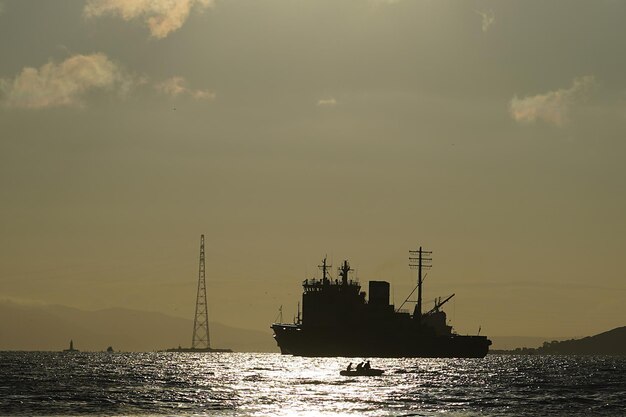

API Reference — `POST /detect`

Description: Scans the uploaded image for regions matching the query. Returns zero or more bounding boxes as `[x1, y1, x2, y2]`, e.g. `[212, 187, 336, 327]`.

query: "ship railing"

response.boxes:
[302, 278, 361, 289]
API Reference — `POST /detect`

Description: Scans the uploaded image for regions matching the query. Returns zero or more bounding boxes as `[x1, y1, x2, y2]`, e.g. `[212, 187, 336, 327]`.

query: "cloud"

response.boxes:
[317, 98, 337, 107]
[509, 76, 596, 126]
[155, 76, 215, 100]
[84, 0, 214, 39]
[475, 9, 495, 33]
[0, 53, 131, 109]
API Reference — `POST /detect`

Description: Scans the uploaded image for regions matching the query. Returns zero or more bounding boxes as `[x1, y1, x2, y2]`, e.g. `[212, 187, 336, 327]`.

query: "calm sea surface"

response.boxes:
[0, 352, 624, 416]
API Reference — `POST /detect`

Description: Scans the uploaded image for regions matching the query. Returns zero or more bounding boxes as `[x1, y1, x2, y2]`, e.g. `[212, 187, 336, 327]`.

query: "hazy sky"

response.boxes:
[1, 0, 625, 340]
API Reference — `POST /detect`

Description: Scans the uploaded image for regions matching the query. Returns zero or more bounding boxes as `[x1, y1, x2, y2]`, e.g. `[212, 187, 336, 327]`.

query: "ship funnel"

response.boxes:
[369, 281, 390, 306]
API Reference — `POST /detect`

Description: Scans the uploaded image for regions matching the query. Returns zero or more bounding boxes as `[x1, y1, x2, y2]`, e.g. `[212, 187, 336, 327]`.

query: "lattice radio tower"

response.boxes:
[191, 234, 210, 349]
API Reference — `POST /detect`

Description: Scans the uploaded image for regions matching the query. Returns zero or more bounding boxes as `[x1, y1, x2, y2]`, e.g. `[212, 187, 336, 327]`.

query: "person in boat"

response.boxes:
[364, 360, 371, 370]
[346, 362, 353, 371]
[356, 362, 364, 371]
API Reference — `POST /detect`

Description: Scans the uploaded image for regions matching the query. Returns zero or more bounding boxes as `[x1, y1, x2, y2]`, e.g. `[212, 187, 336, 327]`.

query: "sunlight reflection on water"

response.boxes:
[0, 352, 624, 416]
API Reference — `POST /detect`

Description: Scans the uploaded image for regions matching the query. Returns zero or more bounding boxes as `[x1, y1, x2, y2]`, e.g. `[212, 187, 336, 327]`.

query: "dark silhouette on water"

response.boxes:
[63, 340, 79, 352]
[167, 235, 232, 353]
[340, 360, 384, 377]
[271, 248, 491, 357]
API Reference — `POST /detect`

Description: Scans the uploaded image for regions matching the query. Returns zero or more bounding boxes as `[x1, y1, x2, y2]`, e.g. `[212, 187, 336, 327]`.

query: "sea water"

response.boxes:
[0, 352, 624, 416]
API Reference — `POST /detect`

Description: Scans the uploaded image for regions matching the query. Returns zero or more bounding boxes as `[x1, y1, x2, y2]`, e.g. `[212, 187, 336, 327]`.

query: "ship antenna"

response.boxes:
[192, 234, 210, 349]
[297, 301, 301, 324]
[319, 256, 331, 284]
[273, 305, 283, 323]
[409, 246, 432, 323]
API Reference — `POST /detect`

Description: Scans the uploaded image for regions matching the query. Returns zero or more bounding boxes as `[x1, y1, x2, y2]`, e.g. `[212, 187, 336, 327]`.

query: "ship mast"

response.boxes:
[339, 260, 352, 285]
[409, 246, 432, 323]
[319, 257, 331, 285]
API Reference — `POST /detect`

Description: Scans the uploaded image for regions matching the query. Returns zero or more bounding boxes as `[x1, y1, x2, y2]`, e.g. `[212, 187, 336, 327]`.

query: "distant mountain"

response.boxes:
[0, 300, 278, 353]
[490, 327, 626, 355]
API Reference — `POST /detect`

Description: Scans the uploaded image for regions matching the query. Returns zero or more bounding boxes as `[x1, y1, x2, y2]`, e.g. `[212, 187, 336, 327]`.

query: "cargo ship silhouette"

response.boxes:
[271, 248, 491, 358]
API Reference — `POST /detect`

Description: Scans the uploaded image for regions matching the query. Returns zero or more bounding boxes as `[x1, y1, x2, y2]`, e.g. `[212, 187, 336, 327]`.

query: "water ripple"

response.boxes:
[0, 352, 625, 416]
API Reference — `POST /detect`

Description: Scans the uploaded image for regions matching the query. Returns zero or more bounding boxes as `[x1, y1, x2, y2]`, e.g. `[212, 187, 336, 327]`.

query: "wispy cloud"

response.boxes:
[155, 76, 215, 100]
[0, 53, 131, 109]
[509, 76, 596, 126]
[475, 9, 495, 33]
[317, 98, 337, 107]
[84, 0, 214, 39]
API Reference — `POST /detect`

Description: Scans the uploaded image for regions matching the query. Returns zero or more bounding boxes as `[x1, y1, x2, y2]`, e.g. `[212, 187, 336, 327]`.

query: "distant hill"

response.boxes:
[535, 326, 626, 355]
[490, 327, 626, 356]
[489, 336, 570, 350]
[0, 300, 278, 353]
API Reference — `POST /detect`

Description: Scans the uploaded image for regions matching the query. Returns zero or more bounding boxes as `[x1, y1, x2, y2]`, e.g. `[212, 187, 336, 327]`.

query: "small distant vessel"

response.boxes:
[340, 368, 384, 377]
[63, 340, 79, 352]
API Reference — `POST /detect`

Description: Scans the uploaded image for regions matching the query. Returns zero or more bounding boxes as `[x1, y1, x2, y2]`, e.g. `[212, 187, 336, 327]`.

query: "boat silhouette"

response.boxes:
[271, 249, 491, 358]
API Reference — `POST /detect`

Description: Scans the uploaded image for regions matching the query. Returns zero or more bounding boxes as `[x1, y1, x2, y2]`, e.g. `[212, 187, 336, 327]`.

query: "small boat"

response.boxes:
[340, 368, 384, 377]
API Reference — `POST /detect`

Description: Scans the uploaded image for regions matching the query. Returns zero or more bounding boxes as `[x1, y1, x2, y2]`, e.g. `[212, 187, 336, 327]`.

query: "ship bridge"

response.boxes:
[301, 259, 367, 326]
[300, 258, 400, 327]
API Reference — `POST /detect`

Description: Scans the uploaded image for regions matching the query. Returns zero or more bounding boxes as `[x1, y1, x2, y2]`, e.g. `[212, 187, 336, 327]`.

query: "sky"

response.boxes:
[1, 0, 625, 342]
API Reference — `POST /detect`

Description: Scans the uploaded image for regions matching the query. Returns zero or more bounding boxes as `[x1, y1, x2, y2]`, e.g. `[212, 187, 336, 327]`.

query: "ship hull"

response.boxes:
[271, 324, 491, 358]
